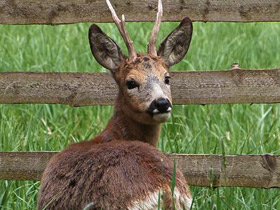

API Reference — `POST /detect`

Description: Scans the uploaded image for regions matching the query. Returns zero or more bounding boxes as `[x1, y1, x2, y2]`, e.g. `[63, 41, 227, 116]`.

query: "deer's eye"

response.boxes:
[164, 76, 170, 85]
[126, 80, 139, 89]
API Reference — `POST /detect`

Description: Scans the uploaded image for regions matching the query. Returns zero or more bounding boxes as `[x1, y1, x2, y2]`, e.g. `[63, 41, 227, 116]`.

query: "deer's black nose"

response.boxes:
[154, 98, 171, 112]
[147, 98, 172, 114]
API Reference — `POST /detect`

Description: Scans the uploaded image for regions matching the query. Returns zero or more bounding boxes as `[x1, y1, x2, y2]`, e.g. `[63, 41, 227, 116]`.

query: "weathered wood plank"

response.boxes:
[1, 0, 280, 25]
[1, 152, 279, 188]
[0, 152, 57, 181]
[169, 154, 280, 188]
[1, 69, 280, 106]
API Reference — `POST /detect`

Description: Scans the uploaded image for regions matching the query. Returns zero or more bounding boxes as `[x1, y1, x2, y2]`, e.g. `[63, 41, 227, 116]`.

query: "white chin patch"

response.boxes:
[153, 112, 171, 122]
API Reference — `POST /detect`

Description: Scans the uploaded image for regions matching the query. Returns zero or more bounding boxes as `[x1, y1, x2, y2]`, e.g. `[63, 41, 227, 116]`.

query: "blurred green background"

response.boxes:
[1, 21, 280, 209]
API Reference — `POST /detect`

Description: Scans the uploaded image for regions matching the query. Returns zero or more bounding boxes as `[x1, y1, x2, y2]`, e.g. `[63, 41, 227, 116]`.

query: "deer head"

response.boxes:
[89, 0, 192, 125]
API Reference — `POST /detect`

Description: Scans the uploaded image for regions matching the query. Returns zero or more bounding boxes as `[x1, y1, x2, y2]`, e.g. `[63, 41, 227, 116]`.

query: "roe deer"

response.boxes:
[38, 0, 193, 209]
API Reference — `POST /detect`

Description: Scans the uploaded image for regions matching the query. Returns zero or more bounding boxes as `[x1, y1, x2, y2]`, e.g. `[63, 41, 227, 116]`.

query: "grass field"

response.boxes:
[1, 20, 280, 209]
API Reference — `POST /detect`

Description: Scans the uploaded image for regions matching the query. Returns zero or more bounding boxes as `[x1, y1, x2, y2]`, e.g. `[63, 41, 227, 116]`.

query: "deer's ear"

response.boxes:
[157, 17, 193, 67]
[89, 24, 125, 71]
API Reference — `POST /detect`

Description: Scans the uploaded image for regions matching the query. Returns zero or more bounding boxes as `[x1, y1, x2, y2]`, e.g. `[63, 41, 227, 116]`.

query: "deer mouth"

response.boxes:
[152, 111, 172, 122]
[152, 107, 172, 114]
[146, 106, 172, 122]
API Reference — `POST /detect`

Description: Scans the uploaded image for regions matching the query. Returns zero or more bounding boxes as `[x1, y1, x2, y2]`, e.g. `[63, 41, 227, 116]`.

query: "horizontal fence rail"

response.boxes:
[0, 152, 279, 188]
[1, 69, 280, 106]
[1, 0, 280, 25]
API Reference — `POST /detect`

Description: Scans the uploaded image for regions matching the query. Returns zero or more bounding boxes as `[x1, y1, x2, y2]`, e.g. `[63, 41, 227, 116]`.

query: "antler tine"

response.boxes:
[148, 0, 163, 57]
[121, 15, 137, 61]
[106, 0, 137, 62]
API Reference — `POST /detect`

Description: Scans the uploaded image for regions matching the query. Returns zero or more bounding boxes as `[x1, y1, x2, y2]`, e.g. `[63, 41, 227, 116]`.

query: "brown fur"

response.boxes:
[38, 141, 190, 209]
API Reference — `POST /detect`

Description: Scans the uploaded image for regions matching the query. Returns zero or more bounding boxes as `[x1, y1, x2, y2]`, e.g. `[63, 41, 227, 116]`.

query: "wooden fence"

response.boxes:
[1, 0, 280, 188]
[1, 152, 280, 188]
[1, 0, 280, 24]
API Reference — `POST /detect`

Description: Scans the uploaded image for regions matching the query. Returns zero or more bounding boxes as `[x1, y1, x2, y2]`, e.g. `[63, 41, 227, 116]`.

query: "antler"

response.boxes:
[106, 0, 137, 62]
[147, 0, 163, 57]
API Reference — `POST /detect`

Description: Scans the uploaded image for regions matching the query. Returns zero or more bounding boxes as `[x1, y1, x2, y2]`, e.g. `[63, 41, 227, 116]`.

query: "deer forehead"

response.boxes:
[124, 56, 168, 82]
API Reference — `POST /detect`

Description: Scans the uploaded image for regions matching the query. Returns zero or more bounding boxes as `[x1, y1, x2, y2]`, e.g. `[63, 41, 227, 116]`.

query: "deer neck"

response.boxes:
[97, 94, 162, 147]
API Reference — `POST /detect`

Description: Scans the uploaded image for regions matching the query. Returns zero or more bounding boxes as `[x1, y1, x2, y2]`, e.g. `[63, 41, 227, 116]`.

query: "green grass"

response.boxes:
[1, 21, 280, 209]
